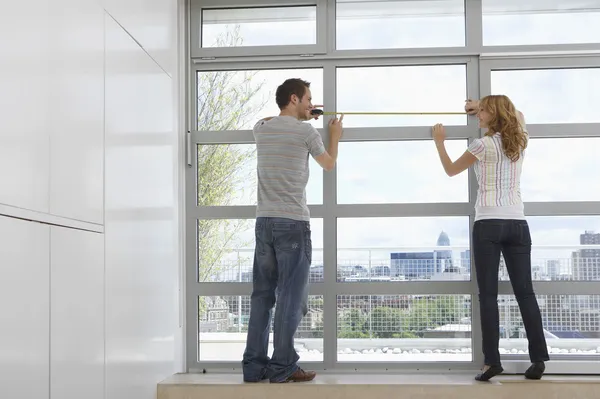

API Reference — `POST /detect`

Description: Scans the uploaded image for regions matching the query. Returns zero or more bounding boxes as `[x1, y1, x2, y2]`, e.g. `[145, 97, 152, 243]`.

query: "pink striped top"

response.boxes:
[467, 132, 528, 221]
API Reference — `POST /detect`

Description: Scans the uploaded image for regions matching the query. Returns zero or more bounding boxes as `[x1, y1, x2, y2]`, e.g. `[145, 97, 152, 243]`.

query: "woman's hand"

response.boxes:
[465, 99, 479, 115]
[432, 123, 446, 144]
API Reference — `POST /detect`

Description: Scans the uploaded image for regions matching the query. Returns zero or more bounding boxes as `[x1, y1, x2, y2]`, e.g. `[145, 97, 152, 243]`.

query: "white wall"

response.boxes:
[0, 0, 181, 398]
[104, 5, 180, 398]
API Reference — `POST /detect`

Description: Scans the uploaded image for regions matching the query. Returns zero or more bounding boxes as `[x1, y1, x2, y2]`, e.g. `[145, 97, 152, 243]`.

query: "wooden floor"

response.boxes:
[158, 372, 600, 399]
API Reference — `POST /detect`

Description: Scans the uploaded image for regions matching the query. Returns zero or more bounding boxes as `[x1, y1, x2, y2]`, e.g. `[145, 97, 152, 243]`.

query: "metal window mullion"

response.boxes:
[315, 0, 328, 54]
[333, 282, 473, 295]
[480, 44, 600, 62]
[197, 0, 324, 8]
[525, 124, 600, 138]
[186, 139, 200, 371]
[189, 282, 328, 297]
[193, 50, 480, 64]
[190, 125, 486, 144]
[326, 0, 336, 53]
[188, 202, 479, 222]
[480, 55, 600, 70]
[333, 203, 472, 218]
[340, 126, 476, 142]
[525, 202, 600, 216]
[189, 1, 202, 59]
[189, 205, 327, 219]
[322, 60, 338, 369]
[193, 56, 474, 69]
[498, 281, 600, 296]
[465, 0, 483, 51]
[466, 54, 483, 368]
[196, 45, 326, 59]
[194, 59, 328, 71]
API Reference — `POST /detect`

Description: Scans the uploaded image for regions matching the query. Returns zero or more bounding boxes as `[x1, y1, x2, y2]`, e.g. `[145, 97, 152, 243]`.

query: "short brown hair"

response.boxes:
[275, 78, 310, 109]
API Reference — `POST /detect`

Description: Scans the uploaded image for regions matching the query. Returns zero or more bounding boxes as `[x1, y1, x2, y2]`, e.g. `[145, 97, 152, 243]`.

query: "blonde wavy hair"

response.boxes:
[480, 94, 528, 162]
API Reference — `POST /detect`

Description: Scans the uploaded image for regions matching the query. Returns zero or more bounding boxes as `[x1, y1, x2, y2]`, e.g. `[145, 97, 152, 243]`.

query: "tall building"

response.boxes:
[435, 231, 453, 272]
[460, 250, 471, 274]
[547, 259, 560, 280]
[390, 231, 453, 279]
[437, 231, 450, 246]
[573, 231, 600, 280]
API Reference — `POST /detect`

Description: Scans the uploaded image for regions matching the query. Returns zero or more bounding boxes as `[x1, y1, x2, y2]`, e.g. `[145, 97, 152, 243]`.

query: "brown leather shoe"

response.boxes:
[279, 368, 316, 383]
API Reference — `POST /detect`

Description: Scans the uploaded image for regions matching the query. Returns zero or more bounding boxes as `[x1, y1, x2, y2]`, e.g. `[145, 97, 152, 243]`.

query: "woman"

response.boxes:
[432, 95, 549, 381]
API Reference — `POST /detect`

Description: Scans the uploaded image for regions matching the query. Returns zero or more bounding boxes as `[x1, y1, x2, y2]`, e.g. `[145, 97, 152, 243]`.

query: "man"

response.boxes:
[242, 78, 343, 383]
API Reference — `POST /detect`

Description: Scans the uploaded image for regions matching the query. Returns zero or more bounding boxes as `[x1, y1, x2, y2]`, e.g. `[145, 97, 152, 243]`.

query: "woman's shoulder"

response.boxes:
[480, 133, 501, 145]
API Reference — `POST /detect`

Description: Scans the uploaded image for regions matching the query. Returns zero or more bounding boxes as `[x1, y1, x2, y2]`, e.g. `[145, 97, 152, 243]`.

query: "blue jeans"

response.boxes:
[473, 219, 549, 366]
[242, 217, 312, 382]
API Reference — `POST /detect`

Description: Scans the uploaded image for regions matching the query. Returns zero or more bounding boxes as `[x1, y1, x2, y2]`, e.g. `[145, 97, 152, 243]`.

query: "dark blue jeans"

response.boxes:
[473, 219, 550, 367]
[242, 217, 312, 382]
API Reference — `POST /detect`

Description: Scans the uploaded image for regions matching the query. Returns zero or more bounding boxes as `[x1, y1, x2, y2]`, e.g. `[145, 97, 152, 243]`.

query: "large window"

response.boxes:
[337, 65, 467, 127]
[337, 141, 469, 204]
[336, 0, 466, 50]
[522, 139, 600, 202]
[482, 0, 600, 46]
[490, 68, 600, 124]
[197, 218, 324, 283]
[197, 68, 324, 131]
[501, 216, 600, 282]
[188, 0, 600, 374]
[201, 6, 318, 48]
[337, 217, 470, 281]
[337, 295, 472, 362]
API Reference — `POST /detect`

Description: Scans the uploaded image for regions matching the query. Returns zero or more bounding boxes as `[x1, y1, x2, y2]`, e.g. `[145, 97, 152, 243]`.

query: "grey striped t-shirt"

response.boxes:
[253, 115, 326, 221]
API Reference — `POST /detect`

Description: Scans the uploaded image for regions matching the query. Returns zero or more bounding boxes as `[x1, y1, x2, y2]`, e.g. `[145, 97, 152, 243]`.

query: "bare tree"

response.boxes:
[196, 25, 268, 289]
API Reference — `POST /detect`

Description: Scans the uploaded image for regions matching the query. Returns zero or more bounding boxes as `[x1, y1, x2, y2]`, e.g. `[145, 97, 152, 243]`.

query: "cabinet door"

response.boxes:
[0, 216, 50, 399]
[51, 226, 105, 399]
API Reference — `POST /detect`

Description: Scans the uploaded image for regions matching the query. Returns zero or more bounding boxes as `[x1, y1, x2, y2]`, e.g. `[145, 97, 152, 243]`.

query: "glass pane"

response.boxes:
[337, 295, 472, 362]
[523, 138, 600, 202]
[337, 217, 471, 282]
[201, 6, 317, 48]
[497, 295, 600, 357]
[490, 68, 600, 124]
[197, 218, 323, 282]
[197, 68, 323, 131]
[197, 144, 322, 206]
[337, 65, 467, 127]
[496, 216, 600, 281]
[336, 0, 465, 50]
[199, 295, 324, 361]
[483, 0, 600, 46]
[337, 140, 469, 204]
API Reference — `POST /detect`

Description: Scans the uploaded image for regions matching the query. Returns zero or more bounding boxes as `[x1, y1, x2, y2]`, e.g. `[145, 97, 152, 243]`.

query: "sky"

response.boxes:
[198, 2, 600, 281]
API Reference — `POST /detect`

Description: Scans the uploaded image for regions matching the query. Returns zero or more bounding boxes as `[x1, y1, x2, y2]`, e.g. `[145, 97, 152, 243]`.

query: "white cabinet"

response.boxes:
[0, 0, 51, 213]
[48, 0, 105, 224]
[50, 227, 105, 399]
[0, 216, 50, 399]
[0, 0, 105, 225]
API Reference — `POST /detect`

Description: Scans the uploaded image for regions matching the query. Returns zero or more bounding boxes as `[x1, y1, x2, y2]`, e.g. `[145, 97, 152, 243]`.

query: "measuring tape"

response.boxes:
[310, 109, 466, 116]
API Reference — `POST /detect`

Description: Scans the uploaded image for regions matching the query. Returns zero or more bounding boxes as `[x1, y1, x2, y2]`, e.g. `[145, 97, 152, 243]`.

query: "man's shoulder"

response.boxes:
[255, 117, 315, 135]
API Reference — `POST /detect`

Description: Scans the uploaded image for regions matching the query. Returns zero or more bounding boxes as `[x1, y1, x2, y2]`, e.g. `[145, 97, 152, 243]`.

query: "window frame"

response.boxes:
[185, 0, 600, 375]
[191, 0, 328, 58]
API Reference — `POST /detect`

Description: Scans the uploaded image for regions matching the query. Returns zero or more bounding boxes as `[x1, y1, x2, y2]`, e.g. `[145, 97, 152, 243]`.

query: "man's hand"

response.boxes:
[328, 114, 344, 141]
[311, 105, 324, 120]
[465, 99, 479, 115]
[432, 123, 446, 144]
